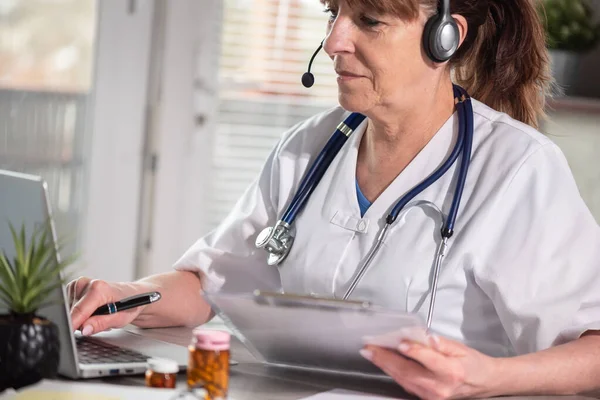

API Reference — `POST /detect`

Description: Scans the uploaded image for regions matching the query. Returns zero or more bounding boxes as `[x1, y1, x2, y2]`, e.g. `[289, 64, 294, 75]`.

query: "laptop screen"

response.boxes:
[0, 169, 79, 377]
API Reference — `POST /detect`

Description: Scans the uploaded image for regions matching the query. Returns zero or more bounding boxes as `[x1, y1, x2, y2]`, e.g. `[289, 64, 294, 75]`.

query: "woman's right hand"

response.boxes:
[67, 277, 145, 336]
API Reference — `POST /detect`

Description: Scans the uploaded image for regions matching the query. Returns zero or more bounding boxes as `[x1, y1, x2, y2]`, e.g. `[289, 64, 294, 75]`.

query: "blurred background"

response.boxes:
[0, 0, 599, 282]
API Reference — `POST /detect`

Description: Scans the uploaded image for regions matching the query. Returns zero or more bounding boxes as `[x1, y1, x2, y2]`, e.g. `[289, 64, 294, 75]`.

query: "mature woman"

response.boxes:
[69, 0, 600, 398]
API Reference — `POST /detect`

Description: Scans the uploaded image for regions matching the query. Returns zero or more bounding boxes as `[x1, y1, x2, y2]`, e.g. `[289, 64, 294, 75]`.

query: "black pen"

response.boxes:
[91, 292, 161, 316]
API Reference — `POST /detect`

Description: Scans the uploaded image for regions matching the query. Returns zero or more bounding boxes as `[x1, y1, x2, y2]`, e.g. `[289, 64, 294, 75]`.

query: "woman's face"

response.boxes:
[323, 1, 436, 115]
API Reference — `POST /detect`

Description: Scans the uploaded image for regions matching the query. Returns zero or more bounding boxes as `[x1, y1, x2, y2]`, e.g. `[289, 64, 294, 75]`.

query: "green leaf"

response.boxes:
[22, 253, 77, 312]
[1, 219, 76, 314]
[22, 284, 50, 310]
[31, 228, 52, 275]
[0, 280, 13, 297]
[23, 240, 36, 303]
[27, 283, 64, 313]
[0, 252, 18, 298]
[30, 248, 76, 281]
[27, 234, 58, 289]
[8, 224, 27, 302]
[22, 263, 70, 309]
[8, 223, 25, 268]
[540, 0, 600, 51]
[0, 283, 15, 308]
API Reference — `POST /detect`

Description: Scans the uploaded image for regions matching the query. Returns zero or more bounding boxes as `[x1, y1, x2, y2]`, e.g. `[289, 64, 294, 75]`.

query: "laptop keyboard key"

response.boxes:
[77, 337, 148, 365]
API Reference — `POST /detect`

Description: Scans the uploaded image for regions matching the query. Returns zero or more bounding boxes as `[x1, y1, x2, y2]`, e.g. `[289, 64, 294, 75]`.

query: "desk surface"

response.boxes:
[113, 325, 408, 399]
[71, 325, 596, 400]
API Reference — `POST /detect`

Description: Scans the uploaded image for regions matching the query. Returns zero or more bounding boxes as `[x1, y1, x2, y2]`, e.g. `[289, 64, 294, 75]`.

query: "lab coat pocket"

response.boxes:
[384, 201, 445, 315]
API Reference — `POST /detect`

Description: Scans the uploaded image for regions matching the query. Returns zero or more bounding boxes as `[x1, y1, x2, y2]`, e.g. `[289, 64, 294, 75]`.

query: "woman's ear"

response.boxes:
[452, 14, 468, 49]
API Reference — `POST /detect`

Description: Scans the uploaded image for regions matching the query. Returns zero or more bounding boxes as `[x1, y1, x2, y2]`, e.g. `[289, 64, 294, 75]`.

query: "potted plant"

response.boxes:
[538, 0, 600, 95]
[0, 222, 75, 391]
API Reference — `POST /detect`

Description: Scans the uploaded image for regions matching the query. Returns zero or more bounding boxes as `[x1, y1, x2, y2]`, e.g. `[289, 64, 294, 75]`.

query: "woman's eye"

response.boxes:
[324, 8, 338, 23]
[360, 15, 381, 27]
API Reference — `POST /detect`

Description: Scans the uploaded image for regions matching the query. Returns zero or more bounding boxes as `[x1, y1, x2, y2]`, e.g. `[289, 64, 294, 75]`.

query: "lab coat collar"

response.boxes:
[332, 110, 460, 222]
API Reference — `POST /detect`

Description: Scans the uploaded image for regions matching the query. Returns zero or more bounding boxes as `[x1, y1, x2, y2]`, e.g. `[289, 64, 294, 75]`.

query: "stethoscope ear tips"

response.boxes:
[302, 72, 315, 88]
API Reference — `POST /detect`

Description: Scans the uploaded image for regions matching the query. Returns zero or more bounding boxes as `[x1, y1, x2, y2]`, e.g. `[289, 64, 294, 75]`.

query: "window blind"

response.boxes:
[204, 0, 339, 231]
[0, 0, 96, 255]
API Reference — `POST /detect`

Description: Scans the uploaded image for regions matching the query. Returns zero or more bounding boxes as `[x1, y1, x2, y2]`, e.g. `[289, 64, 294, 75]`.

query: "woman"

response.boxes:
[69, 0, 600, 398]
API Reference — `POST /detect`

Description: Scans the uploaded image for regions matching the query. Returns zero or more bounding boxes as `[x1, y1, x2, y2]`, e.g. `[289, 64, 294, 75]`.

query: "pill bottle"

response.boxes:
[145, 357, 178, 389]
[187, 329, 230, 399]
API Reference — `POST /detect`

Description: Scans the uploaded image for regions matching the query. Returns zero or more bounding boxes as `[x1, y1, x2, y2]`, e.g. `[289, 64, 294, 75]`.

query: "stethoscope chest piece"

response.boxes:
[255, 221, 295, 266]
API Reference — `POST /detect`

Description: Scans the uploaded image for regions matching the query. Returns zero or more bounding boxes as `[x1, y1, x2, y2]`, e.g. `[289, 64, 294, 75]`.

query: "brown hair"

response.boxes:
[321, 0, 552, 129]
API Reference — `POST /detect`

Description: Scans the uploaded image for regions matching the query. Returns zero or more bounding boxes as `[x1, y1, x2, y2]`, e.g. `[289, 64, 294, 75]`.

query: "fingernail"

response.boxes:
[82, 325, 93, 336]
[428, 334, 441, 349]
[398, 342, 411, 353]
[359, 349, 373, 361]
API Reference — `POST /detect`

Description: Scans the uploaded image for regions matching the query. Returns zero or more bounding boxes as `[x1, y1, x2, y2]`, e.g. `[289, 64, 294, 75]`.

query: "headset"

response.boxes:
[302, 0, 460, 87]
[423, 0, 460, 62]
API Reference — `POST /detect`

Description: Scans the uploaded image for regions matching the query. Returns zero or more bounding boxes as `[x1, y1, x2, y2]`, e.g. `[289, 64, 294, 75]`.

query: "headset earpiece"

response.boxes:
[423, 0, 460, 63]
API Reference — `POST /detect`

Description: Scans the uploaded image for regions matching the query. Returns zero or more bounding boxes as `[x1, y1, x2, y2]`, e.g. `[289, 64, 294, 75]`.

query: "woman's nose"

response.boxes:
[323, 17, 355, 58]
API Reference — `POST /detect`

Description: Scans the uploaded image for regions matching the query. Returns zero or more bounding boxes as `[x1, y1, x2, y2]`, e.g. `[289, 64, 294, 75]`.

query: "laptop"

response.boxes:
[0, 169, 188, 378]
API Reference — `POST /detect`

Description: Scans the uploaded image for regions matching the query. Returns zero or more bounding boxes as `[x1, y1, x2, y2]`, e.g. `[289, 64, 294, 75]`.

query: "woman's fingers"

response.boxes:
[66, 276, 91, 310]
[362, 346, 431, 386]
[68, 278, 142, 335]
[79, 309, 138, 336]
[70, 279, 113, 331]
[397, 341, 462, 377]
[363, 345, 457, 400]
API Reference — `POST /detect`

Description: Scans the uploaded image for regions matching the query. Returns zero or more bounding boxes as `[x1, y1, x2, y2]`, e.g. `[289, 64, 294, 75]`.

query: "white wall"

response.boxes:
[81, 0, 155, 282]
[137, 0, 222, 278]
[544, 104, 600, 223]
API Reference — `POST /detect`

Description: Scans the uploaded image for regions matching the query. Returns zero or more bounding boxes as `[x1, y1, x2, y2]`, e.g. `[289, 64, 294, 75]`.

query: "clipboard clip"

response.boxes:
[252, 290, 372, 309]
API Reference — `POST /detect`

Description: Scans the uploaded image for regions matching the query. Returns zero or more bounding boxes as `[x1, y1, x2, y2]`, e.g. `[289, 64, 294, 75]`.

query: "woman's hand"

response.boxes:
[66, 277, 145, 336]
[360, 336, 500, 400]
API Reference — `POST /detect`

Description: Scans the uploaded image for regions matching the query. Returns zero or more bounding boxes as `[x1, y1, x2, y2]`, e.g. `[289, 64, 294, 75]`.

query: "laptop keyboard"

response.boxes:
[76, 337, 148, 364]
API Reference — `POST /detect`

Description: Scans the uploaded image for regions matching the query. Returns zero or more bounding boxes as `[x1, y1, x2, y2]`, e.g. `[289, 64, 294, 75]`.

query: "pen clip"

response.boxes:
[118, 291, 161, 304]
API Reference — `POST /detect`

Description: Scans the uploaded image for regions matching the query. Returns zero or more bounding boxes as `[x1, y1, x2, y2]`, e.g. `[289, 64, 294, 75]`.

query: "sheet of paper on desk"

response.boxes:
[0, 379, 179, 400]
[300, 389, 407, 399]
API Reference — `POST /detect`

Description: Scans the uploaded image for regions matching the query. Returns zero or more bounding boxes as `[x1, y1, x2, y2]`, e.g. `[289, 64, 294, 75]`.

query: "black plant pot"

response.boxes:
[0, 314, 60, 391]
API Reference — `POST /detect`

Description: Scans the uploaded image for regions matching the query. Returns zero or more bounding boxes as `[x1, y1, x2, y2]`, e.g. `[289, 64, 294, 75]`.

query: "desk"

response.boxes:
[73, 325, 596, 400]
[104, 326, 408, 399]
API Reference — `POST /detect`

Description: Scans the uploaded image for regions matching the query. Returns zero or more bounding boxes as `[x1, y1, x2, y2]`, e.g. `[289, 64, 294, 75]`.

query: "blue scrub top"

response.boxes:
[355, 180, 372, 217]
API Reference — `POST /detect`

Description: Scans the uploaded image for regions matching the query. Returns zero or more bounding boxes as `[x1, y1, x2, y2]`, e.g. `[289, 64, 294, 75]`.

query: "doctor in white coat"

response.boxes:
[69, 0, 600, 398]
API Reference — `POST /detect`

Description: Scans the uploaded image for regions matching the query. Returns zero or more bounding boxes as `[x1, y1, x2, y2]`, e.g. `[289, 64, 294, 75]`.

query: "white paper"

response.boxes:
[362, 327, 430, 350]
[0, 379, 208, 400]
[300, 389, 408, 400]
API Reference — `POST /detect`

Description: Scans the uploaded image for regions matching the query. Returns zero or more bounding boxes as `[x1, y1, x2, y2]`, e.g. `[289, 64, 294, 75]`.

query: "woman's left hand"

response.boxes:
[360, 336, 500, 400]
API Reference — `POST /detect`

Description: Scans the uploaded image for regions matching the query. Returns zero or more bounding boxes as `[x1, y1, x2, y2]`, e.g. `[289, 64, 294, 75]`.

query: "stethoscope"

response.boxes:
[256, 85, 473, 328]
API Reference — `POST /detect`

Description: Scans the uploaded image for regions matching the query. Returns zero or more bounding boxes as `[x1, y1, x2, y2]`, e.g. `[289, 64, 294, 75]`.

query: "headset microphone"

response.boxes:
[302, 0, 457, 88]
[301, 41, 324, 88]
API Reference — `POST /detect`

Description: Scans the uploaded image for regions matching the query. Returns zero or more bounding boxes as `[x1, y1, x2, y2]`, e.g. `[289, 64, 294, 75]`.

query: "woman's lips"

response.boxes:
[336, 71, 364, 81]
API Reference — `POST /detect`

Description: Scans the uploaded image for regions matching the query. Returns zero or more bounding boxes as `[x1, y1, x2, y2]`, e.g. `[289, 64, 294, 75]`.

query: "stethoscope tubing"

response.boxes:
[283, 114, 366, 224]
[444, 85, 474, 235]
[283, 132, 348, 223]
[259, 85, 474, 330]
[426, 237, 448, 329]
[342, 223, 391, 301]
[342, 87, 473, 324]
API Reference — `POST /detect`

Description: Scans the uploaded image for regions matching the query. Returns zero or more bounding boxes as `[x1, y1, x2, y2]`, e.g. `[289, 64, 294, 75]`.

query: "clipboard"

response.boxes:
[203, 290, 427, 378]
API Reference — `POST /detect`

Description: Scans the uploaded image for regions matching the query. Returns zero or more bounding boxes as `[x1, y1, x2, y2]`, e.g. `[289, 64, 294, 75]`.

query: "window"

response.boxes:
[0, 0, 97, 250]
[205, 0, 339, 231]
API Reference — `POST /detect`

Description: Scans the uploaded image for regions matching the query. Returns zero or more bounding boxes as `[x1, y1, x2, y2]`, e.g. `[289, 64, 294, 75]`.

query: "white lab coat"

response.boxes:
[174, 99, 600, 357]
